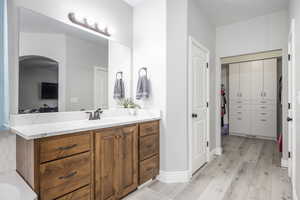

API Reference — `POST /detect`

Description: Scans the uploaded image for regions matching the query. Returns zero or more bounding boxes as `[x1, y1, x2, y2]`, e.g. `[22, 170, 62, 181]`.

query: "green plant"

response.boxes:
[118, 98, 141, 109]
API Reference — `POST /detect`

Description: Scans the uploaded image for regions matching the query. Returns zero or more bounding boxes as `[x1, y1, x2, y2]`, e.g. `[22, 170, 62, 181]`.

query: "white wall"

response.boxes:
[188, 0, 217, 150]
[109, 41, 132, 108]
[165, 0, 189, 172]
[0, 0, 133, 173]
[289, 0, 300, 198]
[215, 10, 289, 158]
[133, 0, 167, 168]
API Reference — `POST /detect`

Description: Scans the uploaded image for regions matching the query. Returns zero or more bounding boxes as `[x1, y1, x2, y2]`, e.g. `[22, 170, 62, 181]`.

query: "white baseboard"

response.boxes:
[215, 147, 223, 155]
[157, 170, 191, 183]
[209, 148, 217, 159]
[138, 179, 154, 189]
[293, 183, 298, 200]
[281, 158, 288, 168]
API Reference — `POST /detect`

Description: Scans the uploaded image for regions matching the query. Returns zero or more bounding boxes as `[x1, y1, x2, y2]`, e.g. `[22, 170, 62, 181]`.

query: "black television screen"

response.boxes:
[41, 82, 58, 99]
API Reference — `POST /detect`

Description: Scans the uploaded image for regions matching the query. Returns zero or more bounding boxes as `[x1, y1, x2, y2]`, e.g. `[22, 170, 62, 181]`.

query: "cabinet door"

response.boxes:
[251, 60, 264, 100]
[95, 128, 121, 200]
[229, 63, 240, 100]
[263, 59, 277, 101]
[239, 62, 251, 100]
[119, 125, 138, 198]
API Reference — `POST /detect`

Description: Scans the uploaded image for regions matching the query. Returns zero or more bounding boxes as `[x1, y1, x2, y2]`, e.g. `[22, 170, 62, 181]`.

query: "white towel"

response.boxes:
[113, 79, 125, 99]
[136, 76, 150, 100]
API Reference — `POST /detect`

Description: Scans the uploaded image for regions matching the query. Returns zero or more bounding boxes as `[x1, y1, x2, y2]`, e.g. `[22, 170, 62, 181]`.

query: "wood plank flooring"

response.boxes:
[124, 136, 292, 200]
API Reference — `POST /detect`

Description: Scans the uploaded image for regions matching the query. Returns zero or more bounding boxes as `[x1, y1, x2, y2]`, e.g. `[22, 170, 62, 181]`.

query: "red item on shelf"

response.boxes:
[278, 134, 282, 152]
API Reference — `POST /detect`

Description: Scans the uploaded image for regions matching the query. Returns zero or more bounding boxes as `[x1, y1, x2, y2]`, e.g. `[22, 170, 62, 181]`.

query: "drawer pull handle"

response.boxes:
[146, 144, 153, 149]
[261, 106, 266, 109]
[58, 144, 78, 151]
[59, 171, 77, 180]
[261, 119, 267, 122]
[261, 101, 266, 103]
[237, 112, 242, 114]
[237, 106, 242, 108]
[146, 167, 153, 172]
[145, 127, 154, 132]
[260, 113, 267, 115]
[237, 118, 242, 120]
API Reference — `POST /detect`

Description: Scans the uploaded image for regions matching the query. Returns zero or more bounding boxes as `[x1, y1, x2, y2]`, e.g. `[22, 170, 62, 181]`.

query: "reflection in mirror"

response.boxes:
[18, 8, 109, 114]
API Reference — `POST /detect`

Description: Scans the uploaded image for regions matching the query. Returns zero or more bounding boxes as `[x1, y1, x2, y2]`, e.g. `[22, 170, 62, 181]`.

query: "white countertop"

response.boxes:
[10, 114, 160, 140]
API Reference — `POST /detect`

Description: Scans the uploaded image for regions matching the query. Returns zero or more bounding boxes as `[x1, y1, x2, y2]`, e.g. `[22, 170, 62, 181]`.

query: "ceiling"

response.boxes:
[122, 0, 144, 7]
[196, 0, 289, 26]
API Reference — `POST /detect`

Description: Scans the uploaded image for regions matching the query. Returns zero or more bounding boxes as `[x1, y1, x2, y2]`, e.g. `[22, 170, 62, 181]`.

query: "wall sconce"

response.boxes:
[68, 12, 111, 37]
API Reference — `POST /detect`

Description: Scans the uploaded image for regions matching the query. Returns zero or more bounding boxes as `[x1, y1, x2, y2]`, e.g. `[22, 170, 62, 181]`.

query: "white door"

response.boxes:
[190, 39, 209, 174]
[239, 62, 252, 100]
[288, 20, 296, 179]
[229, 63, 240, 100]
[94, 67, 108, 109]
[263, 59, 277, 101]
[251, 60, 264, 101]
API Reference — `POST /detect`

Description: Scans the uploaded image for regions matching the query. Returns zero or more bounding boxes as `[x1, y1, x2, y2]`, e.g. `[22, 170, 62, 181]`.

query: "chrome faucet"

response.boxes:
[86, 108, 103, 120]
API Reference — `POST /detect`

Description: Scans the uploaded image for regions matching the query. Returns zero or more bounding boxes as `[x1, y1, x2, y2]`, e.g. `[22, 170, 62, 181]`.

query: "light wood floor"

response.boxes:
[124, 136, 292, 200]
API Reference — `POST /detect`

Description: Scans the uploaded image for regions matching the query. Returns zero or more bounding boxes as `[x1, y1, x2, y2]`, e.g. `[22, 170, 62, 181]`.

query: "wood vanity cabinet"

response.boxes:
[16, 131, 94, 200]
[138, 121, 160, 185]
[95, 125, 138, 200]
[16, 120, 160, 200]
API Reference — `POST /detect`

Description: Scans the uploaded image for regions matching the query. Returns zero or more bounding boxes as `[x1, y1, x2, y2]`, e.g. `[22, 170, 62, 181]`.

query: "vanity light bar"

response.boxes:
[68, 12, 111, 37]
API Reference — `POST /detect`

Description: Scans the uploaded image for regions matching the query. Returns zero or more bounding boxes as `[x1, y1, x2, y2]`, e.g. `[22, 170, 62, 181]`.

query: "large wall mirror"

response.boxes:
[18, 8, 132, 114]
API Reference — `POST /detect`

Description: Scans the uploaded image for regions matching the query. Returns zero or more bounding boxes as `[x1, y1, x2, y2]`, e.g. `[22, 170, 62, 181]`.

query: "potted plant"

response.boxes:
[118, 98, 141, 115]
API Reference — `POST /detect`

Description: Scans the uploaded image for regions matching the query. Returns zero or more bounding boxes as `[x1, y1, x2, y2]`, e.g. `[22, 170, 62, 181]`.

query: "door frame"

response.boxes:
[288, 18, 296, 188]
[188, 36, 210, 177]
[94, 66, 108, 109]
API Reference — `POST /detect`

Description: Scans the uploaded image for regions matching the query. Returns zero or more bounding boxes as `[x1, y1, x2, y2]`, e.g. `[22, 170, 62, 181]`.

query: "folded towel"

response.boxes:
[113, 79, 125, 99]
[136, 76, 150, 100]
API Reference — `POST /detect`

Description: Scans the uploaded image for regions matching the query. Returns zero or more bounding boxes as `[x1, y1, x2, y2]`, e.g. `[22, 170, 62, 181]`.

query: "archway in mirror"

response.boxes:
[19, 55, 59, 114]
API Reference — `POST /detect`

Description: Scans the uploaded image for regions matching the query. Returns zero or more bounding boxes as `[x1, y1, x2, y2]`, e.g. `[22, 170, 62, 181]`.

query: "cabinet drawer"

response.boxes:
[39, 152, 91, 200]
[139, 121, 159, 137]
[57, 185, 90, 200]
[139, 155, 159, 185]
[251, 104, 275, 111]
[39, 133, 91, 163]
[251, 111, 276, 138]
[139, 134, 159, 161]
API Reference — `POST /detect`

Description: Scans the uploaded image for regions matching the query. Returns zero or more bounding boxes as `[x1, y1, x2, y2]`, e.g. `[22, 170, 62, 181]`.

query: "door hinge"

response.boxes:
[207, 141, 209, 147]
[206, 102, 209, 108]
[288, 152, 291, 158]
[206, 63, 209, 68]
[288, 103, 292, 110]
[288, 54, 291, 61]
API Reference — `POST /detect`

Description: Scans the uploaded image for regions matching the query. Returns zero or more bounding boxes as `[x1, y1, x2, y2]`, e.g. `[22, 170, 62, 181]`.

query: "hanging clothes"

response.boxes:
[221, 84, 227, 127]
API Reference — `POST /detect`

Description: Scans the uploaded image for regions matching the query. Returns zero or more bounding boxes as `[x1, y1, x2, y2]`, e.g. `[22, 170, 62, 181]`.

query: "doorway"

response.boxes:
[219, 51, 284, 158]
[188, 36, 210, 175]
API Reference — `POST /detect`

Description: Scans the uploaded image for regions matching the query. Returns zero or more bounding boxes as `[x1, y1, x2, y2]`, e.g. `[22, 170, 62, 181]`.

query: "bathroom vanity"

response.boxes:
[10, 5, 160, 200]
[14, 117, 160, 200]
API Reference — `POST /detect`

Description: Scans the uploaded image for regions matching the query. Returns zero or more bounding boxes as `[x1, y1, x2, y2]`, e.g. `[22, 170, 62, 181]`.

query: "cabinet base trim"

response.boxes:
[138, 179, 154, 189]
[281, 158, 288, 168]
[157, 170, 190, 183]
[229, 132, 276, 141]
